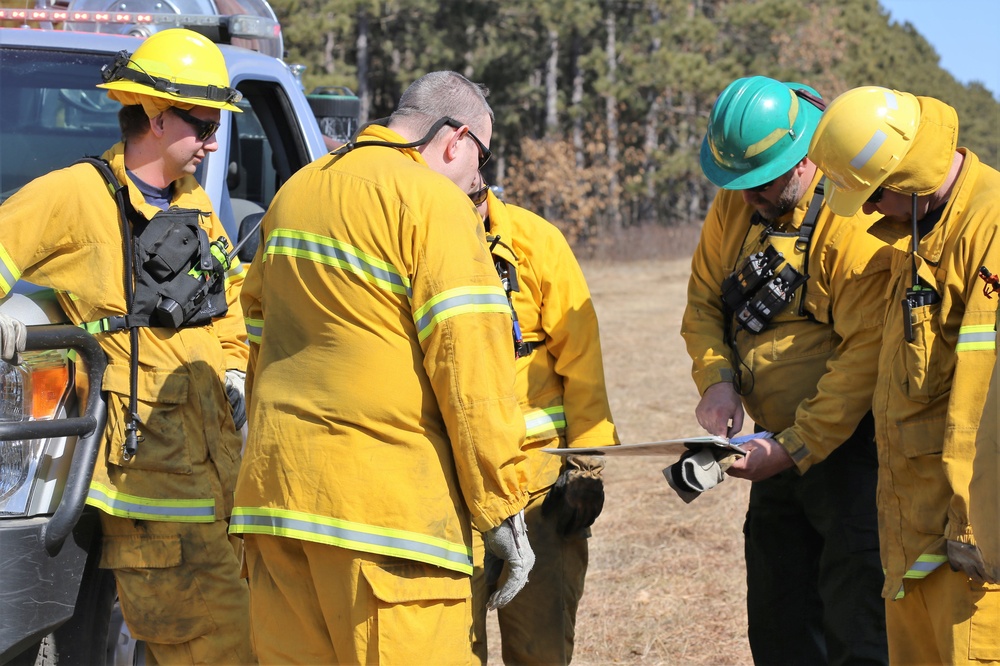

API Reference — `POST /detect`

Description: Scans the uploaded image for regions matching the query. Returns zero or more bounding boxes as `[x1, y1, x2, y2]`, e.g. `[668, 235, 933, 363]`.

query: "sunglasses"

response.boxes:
[746, 178, 777, 193]
[170, 106, 220, 142]
[470, 183, 490, 206]
[866, 187, 885, 205]
[442, 117, 492, 170]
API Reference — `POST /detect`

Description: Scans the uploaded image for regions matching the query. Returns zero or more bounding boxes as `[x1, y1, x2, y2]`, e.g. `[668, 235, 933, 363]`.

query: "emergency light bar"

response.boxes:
[0, 7, 280, 40]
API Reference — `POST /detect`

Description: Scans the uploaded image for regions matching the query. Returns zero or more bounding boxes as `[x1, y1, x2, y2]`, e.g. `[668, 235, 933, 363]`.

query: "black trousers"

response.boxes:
[744, 412, 888, 666]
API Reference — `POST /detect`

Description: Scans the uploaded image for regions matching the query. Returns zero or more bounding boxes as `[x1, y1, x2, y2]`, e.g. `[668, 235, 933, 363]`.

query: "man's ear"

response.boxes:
[149, 112, 167, 138]
[795, 155, 811, 176]
[443, 126, 464, 163]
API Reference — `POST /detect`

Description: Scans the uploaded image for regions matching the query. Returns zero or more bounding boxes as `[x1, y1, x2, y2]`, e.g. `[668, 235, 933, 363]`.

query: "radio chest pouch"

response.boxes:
[79, 157, 232, 460]
[721, 180, 824, 336]
[132, 207, 229, 328]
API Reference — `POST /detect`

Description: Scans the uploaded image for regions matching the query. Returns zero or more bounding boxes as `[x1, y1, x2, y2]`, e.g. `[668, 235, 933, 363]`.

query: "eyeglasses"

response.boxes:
[470, 183, 490, 206]
[746, 178, 777, 193]
[866, 187, 885, 205]
[442, 117, 492, 170]
[170, 106, 220, 142]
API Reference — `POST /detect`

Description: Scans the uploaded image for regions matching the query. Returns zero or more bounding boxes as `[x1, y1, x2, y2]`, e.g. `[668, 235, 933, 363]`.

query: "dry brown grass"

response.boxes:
[485, 258, 753, 665]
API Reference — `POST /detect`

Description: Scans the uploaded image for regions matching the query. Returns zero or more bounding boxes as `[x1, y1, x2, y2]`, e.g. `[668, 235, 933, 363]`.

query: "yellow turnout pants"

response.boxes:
[471, 492, 589, 665]
[886, 564, 1000, 663]
[244, 534, 474, 665]
[98, 514, 254, 665]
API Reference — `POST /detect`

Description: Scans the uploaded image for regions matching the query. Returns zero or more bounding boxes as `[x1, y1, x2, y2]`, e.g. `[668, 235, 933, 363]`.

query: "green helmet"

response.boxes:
[700, 76, 824, 190]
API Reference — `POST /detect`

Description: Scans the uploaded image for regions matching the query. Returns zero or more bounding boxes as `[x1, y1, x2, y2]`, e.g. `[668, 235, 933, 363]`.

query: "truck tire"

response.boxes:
[33, 554, 116, 665]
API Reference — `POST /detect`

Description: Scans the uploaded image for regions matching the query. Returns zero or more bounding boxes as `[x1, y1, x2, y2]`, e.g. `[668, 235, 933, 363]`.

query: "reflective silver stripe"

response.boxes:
[414, 290, 510, 340]
[265, 231, 411, 297]
[850, 129, 888, 170]
[0, 243, 20, 293]
[524, 405, 567, 437]
[883, 89, 898, 110]
[245, 317, 263, 343]
[956, 325, 996, 351]
[230, 508, 472, 574]
[86, 482, 216, 522]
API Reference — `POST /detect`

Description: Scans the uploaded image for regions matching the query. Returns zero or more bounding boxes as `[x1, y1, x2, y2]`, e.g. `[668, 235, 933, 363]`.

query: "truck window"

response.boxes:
[0, 47, 120, 202]
[226, 79, 314, 218]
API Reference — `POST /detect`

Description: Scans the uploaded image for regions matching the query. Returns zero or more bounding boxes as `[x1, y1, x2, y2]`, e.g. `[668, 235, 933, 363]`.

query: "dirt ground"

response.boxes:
[485, 258, 754, 665]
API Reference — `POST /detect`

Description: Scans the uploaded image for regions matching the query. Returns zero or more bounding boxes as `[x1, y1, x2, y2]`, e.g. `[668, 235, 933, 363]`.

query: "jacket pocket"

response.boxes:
[103, 365, 201, 473]
[99, 534, 217, 644]
[895, 416, 949, 536]
[902, 302, 947, 403]
[361, 559, 471, 605]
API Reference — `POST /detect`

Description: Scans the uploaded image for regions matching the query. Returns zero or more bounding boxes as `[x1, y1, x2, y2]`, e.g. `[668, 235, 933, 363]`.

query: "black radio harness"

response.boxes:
[80, 157, 238, 460]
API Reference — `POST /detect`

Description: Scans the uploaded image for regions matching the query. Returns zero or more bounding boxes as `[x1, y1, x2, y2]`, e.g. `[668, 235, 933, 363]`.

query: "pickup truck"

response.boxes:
[0, 4, 328, 663]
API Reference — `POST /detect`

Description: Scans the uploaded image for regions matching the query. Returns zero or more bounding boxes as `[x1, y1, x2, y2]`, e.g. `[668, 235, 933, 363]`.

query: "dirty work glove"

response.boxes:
[224, 369, 247, 430]
[482, 510, 535, 610]
[542, 454, 607, 536]
[0, 312, 27, 366]
[947, 540, 990, 583]
[663, 448, 740, 504]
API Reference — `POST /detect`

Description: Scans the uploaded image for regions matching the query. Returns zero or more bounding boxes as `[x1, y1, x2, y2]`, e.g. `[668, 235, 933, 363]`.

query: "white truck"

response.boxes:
[0, 2, 328, 663]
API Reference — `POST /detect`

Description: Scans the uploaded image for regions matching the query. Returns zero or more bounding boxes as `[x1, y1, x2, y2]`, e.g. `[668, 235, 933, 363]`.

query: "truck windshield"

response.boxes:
[0, 47, 123, 203]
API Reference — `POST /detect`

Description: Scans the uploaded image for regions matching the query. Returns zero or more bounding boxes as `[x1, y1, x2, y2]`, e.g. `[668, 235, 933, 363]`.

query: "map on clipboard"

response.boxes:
[541, 432, 771, 458]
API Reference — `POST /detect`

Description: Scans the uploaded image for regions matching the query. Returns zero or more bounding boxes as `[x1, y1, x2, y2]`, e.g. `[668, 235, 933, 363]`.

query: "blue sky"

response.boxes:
[878, 0, 999, 100]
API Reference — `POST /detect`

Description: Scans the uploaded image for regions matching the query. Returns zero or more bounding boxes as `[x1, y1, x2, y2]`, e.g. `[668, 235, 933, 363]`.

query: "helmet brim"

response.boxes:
[98, 80, 242, 113]
[823, 180, 878, 217]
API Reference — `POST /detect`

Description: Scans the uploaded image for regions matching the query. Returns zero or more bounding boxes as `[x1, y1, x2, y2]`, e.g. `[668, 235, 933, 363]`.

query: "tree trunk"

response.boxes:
[545, 27, 559, 137]
[604, 4, 622, 233]
[355, 7, 370, 123]
[571, 29, 584, 168]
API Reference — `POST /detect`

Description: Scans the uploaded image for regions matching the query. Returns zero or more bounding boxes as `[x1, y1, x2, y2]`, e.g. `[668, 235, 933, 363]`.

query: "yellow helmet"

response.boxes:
[808, 86, 920, 216]
[97, 28, 242, 112]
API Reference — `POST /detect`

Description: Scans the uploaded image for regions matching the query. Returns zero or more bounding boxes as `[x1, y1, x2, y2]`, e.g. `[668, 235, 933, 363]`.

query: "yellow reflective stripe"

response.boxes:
[245, 316, 263, 344]
[744, 90, 798, 159]
[524, 405, 567, 438]
[230, 507, 473, 574]
[0, 243, 21, 294]
[226, 260, 246, 280]
[264, 229, 411, 296]
[86, 481, 216, 522]
[413, 286, 510, 342]
[902, 554, 948, 578]
[889, 554, 949, 599]
[956, 324, 996, 351]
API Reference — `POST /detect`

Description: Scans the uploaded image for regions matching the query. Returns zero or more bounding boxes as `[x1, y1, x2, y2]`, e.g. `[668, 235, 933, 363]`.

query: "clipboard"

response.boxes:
[540, 434, 757, 458]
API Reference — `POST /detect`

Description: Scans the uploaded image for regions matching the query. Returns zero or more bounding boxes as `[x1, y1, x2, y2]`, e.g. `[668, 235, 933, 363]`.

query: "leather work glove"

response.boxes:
[482, 510, 535, 610]
[663, 448, 741, 504]
[947, 539, 991, 583]
[0, 312, 27, 366]
[224, 369, 247, 430]
[541, 454, 607, 536]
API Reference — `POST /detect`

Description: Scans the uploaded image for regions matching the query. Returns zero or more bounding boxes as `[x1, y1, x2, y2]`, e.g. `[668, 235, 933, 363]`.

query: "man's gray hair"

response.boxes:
[389, 71, 493, 139]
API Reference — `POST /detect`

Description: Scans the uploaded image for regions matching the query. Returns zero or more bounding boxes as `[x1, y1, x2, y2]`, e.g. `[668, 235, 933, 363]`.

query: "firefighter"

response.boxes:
[808, 86, 1000, 664]
[0, 29, 253, 663]
[682, 76, 892, 665]
[230, 71, 534, 665]
[467, 176, 619, 665]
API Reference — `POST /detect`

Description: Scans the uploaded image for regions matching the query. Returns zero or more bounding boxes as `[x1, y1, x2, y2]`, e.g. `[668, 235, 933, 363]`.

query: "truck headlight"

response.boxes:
[0, 351, 71, 516]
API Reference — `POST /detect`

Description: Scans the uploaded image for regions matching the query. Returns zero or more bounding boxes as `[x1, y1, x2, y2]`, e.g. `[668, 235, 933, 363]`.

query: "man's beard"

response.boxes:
[755, 177, 801, 222]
